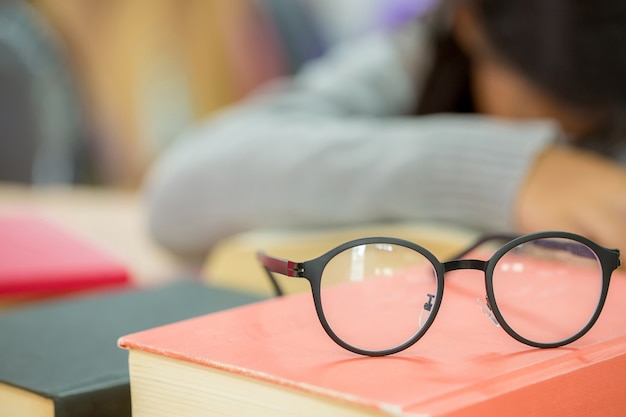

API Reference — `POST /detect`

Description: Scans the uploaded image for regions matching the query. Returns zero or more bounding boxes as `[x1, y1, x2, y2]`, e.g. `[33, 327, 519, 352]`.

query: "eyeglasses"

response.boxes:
[257, 231, 620, 356]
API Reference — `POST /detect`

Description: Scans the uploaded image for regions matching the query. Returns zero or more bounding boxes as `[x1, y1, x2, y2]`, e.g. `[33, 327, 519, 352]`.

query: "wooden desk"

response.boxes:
[0, 183, 482, 294]
[0, 183, 192, 287]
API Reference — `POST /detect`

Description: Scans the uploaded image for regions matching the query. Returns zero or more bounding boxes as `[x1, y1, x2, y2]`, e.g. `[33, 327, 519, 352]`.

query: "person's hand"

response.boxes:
[516, 146, 626, 255]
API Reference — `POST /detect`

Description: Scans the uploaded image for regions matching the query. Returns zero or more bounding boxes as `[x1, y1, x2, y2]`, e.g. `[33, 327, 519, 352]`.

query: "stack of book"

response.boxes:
[0, 213, 265, 417]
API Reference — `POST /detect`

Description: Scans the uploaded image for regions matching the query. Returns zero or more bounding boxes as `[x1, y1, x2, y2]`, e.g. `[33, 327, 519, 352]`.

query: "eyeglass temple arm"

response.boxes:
[256, 252, 304, 297]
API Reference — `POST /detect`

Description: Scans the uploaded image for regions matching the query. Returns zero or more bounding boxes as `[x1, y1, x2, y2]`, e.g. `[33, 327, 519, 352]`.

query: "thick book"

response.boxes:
[0, 281, 264, 417]
[120, 264, 626, 416]
[0, 214, 130, 300]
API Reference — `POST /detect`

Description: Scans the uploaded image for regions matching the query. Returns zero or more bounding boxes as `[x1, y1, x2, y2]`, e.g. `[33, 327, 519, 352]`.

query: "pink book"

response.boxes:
[119, 256, 626, 416]
[0, 214, 130, 298]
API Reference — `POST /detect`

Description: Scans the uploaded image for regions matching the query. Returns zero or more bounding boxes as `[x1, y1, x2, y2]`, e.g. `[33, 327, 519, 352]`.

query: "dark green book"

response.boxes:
[0, 281, 264, 417]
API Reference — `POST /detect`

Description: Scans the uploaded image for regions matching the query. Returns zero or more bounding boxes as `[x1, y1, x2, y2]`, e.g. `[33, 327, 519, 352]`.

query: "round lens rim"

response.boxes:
[304, 237, 446, 356]
[484, 231, 613, 348]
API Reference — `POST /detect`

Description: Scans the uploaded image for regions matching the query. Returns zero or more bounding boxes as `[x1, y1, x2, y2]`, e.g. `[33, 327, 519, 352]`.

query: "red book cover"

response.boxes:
[119, 259, 626, 416]
[0, 214, 130, 297]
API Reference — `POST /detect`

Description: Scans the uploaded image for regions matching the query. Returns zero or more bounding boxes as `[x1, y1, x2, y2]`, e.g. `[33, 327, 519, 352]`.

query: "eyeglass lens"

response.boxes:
[318, 243, 438, 352]
[490, 237, 603, 345]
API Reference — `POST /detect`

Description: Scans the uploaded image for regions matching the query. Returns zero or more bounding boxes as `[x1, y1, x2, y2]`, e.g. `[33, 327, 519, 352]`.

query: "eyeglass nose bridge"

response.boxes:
[443, 259, 487, 273]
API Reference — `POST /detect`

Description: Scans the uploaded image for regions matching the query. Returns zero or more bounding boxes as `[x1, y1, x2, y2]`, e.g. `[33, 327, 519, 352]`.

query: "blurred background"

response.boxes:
[0, 0, 433, 189]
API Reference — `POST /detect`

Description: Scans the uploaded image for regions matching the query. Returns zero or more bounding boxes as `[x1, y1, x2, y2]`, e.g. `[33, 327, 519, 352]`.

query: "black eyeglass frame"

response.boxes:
[257, 231, 620, 356]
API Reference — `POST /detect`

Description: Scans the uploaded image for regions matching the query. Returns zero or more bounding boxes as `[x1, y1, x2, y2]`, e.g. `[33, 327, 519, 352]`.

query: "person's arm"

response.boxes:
[144, 23, 558, 256]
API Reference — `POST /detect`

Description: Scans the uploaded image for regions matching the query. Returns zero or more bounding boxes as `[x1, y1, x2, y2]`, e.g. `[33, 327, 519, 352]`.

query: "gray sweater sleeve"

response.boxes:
[144, 23, 559, 255]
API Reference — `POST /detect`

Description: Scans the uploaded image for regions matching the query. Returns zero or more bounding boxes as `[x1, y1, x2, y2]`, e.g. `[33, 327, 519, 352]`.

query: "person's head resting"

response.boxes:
[443, 0, 626, 141]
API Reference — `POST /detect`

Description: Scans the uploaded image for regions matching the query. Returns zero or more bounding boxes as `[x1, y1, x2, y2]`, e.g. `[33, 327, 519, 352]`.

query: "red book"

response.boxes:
[0, 215, 130, 299]
[119, 257, 626, 416]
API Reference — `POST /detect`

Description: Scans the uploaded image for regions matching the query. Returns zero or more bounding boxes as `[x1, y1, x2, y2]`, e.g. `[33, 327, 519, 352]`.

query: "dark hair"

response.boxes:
[476, 0, 626, 109]
[417, 0, 626, 144]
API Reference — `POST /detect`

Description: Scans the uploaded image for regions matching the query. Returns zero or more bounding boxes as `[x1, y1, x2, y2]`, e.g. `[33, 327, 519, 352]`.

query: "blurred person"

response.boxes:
[0, 0, 94, 184]
[0, 0, 187, 187]
[0, 0, 300, 188]
[144, 0, 626, 258]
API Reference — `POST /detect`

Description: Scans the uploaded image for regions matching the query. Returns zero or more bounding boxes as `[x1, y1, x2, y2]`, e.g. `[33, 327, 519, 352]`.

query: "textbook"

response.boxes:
[0, 214, 130, 301]
[0, 281, 264, 417]
[120, 265, 626, 417]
